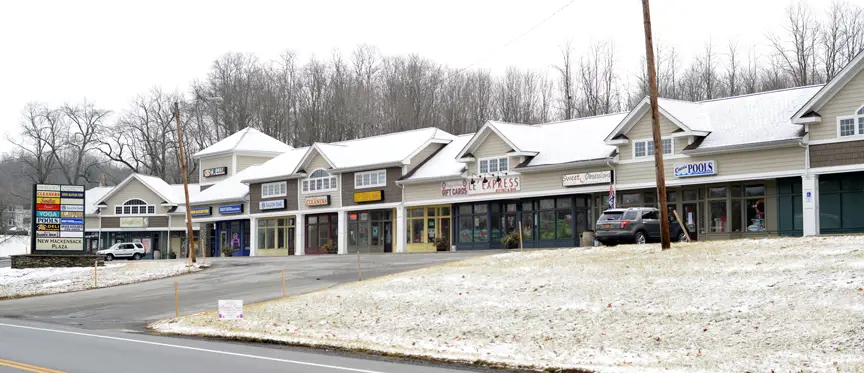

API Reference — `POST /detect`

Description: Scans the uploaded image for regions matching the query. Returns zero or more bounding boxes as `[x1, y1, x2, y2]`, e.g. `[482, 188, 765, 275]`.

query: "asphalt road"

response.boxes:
[0, 252, 498, 330]
[0, 251, 513, 372]
[0, 319, 500, 373]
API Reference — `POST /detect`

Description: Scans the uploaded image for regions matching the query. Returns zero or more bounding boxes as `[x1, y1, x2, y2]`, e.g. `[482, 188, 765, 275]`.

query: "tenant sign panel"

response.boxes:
[31, 184, 86, 253]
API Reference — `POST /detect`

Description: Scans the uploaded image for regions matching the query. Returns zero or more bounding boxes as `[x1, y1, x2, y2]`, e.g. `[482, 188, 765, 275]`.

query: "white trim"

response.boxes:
[615, 169, 805, 191]
[231, 154, 237, 176]
[292, 144, 338, 174]
[792, 51, 864, 121]
[806, 136, 864, 145]
[93, 174, 174, 207]
[793, 116, 822, 125]
[455, 122, 523, 160]
[631, 137, 673, 159]
[87, 227, 199, 232]
[353, 169, 387, 189]
[401, 138, 452, 164]
[477, 156, 509, 174]
[190, 214, 250, 224]
[261, 181, 288, 199]
[809, 163, 864, 175]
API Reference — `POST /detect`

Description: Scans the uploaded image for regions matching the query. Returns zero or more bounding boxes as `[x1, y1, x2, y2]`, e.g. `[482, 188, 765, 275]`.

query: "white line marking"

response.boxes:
[0, 322, 388, 373]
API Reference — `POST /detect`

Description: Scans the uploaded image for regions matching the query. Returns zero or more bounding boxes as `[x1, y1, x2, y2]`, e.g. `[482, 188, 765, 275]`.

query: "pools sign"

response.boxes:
[31, 184, 86, 253]
[674, 160, 717, 178]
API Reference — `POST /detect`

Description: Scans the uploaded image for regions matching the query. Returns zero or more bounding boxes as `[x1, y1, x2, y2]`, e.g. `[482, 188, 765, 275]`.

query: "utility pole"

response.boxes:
[174, 102, 197, 264]
[641, 0, 671, 250]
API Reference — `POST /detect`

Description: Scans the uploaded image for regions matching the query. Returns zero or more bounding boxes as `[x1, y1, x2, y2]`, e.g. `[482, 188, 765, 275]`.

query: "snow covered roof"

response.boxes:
[491, 114, 626, 167]
[294, 128, 455, 172]
[692, 85, 822, 150]
[85, 186, 113, 215]
[193, 127, 293, 159]
[191, 165, 262, 205]
[401, 134, 473, 181]
[240, 147, 310, 184]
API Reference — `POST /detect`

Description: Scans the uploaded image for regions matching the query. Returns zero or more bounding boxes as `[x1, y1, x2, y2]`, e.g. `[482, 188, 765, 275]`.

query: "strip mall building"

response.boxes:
[191, 51, 864, 255]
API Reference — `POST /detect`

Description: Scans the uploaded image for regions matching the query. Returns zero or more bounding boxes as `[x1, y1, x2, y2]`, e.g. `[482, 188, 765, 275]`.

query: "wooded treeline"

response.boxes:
[2, 0, 863, 202]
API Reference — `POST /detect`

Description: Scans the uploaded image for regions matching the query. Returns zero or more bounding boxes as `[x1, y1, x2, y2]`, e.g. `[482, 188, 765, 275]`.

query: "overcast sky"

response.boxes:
[0, 0, 848, 150]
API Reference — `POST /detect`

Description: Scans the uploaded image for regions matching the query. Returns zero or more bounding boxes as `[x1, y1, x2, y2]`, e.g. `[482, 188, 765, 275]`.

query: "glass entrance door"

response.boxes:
[682, 203, 699, 241]
[383, 222, 392, 252]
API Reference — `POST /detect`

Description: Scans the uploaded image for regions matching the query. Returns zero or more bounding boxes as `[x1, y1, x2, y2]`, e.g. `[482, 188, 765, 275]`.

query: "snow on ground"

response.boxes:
[151, 236, 864, 372]
[0, 260, 201, 299]
[0, 236, 29, 258]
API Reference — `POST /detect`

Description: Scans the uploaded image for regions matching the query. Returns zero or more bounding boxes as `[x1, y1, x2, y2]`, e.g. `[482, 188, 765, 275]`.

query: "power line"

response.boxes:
[442, 0, 577, 82]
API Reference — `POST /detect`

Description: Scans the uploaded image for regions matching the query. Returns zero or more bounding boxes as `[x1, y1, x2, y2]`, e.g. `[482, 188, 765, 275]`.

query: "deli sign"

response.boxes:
[562, 171, 612, 187]
[203, 167, 228, 178]
[674, 160, 717, 178]
[441, 176, 521, 197]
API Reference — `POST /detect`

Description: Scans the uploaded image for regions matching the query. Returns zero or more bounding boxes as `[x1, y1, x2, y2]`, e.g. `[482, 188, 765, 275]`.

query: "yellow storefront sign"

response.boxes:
[36, 191, 60, 198]
[354, 190, 383, 203]
[36, 197, 60, 204]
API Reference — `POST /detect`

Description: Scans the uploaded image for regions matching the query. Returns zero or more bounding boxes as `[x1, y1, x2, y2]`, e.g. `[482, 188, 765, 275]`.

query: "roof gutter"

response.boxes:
[682, 138, 802, 155]
[241, 173, 307, 185]
[330, 161, 404, 174]
[515, 158, 612, 173]
[396, 174, 462, 185]
[189, 196, 248, 206]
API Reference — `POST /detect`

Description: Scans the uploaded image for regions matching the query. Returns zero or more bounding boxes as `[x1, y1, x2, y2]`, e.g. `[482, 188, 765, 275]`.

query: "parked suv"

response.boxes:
[97, 242, 146, 261]
[595, 207, 690, 245]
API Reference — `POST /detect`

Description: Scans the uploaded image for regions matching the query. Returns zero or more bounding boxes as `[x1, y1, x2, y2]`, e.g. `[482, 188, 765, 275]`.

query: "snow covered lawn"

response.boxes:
[1, 260, 202, 299]
[0, 235, 29, 258]
[150, 236, 864, 372]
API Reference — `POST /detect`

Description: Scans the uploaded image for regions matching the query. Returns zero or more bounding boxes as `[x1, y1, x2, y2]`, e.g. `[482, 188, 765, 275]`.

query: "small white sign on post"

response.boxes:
[218, 300, 243, 320]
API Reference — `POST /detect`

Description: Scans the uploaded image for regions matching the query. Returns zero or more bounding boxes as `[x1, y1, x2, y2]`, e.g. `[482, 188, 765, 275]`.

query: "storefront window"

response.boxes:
[746, 198, 766, 232]
[556, 210, 573, 238]
[683, 189, 698, 201]
[710, 201, 727, 232]
[306, 214, 337, 253]
[709, 187, 727, 198]
[539, 211, 555, 240]
[459, 215, 473, 243]
[521, 213, 533, 240]
[408, 206, 452, 248]
[474, 215, 488, 242]
[731, 199, 742, 232]
[412, 219, 424, 243]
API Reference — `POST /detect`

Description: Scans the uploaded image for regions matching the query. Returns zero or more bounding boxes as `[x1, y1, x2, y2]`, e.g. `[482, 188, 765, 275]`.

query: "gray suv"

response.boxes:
[595, 207, 689, 245]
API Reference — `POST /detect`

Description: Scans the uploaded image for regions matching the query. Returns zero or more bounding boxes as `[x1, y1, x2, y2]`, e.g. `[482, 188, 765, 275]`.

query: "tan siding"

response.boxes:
[298, 174, 342, 212]
[170, 215, 188, 229]
[619, 113, 682, 161]
[236, 155, 273, 173]
[520, 166, 613, 192]
[616, 146, 805, 187]
[85, 217, 100, 229]
[306, 153, 333, 171]
[811, 69, 864, 141]
[467, 132, 514, 175]
[199, 155, 233, 185]
[404, 182, 446, 203]
[103, 179, 169, 214]
[406, 143, 443, 173]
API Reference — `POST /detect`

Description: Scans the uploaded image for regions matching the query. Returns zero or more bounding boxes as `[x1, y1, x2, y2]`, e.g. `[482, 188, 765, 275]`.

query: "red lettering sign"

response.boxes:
[37, 203, 60, 211]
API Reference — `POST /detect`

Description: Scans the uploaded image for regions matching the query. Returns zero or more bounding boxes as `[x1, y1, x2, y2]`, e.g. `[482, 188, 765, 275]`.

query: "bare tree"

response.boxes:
[839, 1, 864, 64]
[8, 103, 60, 183]
[576, 41, 621, 116]
[698, 40, 720, 100]
[821, 1, 846, 81]
[723, 41, 740, 97]
[52, 101, 109, 185]
[554, 41, 576, 119]
[768, 1, 821, 86]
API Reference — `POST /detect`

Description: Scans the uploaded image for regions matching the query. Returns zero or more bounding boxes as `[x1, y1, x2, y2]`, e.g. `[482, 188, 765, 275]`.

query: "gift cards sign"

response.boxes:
[32, 184, 86, 252]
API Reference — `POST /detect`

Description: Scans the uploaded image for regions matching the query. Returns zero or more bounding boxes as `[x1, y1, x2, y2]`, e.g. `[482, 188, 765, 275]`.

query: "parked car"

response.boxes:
[97, 242, 146, 261]
[595, 207, 691, 246]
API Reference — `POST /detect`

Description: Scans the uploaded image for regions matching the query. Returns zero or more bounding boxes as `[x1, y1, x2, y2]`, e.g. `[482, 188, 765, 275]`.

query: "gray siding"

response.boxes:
[810, 140, 864, 168]
[298, 153, 341, 211]
[103, 179, 170, 215]
[85, 216, 100, 230]
[341, 167, 403, 207]
[199, 155, 233, 185]
[236, 155, 273, 173]
[811, 68, 864, 141]
[619, 112, 682, 161]
[616, 146, 805, 187]
[250, 179, 299, 214]
[102, 216, 168, 229]
[406, 143, 443, 173]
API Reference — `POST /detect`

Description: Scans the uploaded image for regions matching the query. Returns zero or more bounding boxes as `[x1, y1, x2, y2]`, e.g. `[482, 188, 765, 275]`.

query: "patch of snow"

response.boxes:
[0, 236, 29, 258]
[152, 236, 864, 372]
[0, 261, 201, 299]
[194, 127, 292, 158]
[191, 165, 263, 204]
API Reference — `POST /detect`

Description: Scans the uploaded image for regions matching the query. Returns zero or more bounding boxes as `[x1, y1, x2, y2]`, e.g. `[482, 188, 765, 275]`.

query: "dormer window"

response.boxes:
[633, 138, 673, 159]
[837, 105, 864, 138]
[302, 169, 337, 193]
[115, 199, 155, 215]
[479, 157, 508, 174]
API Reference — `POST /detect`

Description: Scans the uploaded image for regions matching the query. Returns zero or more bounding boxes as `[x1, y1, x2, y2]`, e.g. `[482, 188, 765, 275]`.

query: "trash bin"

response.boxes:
[580, 231, 595, 247]
[153, 249, 161, 260]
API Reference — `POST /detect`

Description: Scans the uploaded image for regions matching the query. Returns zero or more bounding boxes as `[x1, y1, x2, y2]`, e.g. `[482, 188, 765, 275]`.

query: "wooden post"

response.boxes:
[518, 221, 524, 252]
[281, 268, 286, 297]
[174, 102, 196, 265]
[641, 0, 671, 250]
[174, 281, 179, 318]
[93, 260, 98, 288]
[356, 248, 362, 281]
[673, 210, 691, 242]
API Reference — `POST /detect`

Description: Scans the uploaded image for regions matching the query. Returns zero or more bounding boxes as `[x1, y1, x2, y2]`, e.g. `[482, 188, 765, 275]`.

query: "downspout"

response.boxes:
[606, 157, 616, 209]
[799, 125, 810, 177]
[398, 182, 406, 253]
